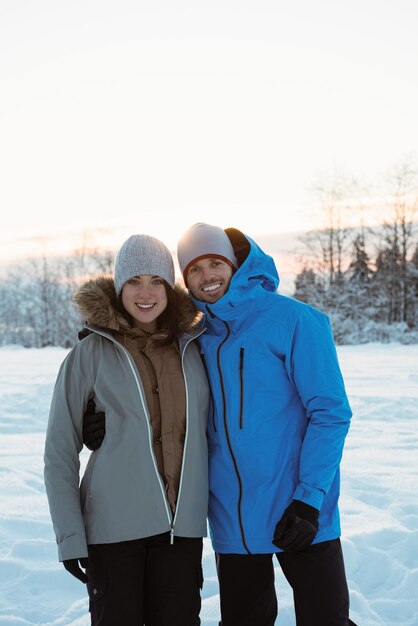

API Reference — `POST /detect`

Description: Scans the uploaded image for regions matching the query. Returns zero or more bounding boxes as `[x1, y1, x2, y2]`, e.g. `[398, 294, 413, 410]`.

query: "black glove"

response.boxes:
[63, 557, 89, 583]
[83, 399, 106, 451]
[273, 500, 319, 552]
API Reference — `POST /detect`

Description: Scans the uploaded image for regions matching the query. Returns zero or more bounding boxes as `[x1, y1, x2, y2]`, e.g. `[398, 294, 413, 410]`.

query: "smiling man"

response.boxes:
[179, 224, 238, 303]
[184, 257, 234, 303]
[177, 222, 357, 626]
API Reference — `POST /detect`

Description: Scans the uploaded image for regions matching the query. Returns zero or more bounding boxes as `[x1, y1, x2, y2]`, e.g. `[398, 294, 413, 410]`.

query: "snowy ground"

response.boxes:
[0, 344, 417, 626]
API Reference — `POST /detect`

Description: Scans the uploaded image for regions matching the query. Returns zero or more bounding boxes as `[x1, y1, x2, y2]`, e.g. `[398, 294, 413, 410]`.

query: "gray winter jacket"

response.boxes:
[44, 279, 209, 562]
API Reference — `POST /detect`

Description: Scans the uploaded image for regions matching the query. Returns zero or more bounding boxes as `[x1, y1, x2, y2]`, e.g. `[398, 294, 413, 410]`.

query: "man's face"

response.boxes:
[186, 257, 234, 303]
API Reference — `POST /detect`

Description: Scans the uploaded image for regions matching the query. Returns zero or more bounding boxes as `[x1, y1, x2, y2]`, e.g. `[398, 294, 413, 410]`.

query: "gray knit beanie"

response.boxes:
[114, 234, 175, 296]
[177, 223, 238, 285]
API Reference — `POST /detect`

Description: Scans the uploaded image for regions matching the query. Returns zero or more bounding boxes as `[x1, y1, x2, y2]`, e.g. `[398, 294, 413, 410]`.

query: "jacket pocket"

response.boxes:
[87, 569, 107, 602]
[239, 347, 245, 429]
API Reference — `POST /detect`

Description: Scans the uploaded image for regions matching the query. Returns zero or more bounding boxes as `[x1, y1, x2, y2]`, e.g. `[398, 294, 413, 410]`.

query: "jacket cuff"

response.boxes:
[58, 533, 88, 562]
[293, 483, 325, 511]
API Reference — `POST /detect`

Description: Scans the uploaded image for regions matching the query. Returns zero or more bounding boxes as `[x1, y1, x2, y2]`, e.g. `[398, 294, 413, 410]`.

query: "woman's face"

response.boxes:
[121, 275, 168, 326]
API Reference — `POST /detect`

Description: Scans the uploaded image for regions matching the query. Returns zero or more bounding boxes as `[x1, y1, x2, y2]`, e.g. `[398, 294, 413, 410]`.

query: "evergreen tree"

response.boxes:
[347, 233, 372, 283]
[293, 267, 322, 307]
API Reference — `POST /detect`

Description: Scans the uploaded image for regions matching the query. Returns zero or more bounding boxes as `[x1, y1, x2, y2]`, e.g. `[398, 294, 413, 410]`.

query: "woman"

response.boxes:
[44, 234, 209, 626]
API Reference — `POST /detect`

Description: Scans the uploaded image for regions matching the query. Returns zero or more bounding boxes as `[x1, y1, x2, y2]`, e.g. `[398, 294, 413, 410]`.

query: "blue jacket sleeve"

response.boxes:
[286, 308, 352, 510]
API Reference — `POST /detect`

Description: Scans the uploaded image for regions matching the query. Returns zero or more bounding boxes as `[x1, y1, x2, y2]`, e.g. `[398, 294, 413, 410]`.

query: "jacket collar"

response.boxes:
[73, 276, 201, 336]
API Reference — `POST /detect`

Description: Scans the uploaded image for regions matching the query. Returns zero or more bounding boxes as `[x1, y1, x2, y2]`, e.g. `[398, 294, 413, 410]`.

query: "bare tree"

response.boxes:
[377, 159, 418, 323]
[302, 170, 362, 288]
[0, 230, 117, 348]
[65, 228, 114, 284]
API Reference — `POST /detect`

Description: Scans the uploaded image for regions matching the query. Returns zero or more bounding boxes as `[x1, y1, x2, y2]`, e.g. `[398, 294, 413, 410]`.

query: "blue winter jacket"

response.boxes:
[191, 232, 352, 554]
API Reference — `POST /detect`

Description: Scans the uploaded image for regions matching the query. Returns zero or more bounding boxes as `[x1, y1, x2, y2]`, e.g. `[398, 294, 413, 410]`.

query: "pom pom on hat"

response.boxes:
[177, 223, 238, 285]
[114, 234, 175, 296]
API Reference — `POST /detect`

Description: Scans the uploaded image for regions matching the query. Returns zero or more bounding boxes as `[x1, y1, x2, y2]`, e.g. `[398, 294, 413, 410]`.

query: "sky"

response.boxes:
[1, 0, 418, 264]
[0, 343, 417, 625]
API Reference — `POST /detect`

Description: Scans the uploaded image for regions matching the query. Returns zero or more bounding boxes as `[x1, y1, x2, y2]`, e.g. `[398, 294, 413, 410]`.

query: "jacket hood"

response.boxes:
[73, 276, 201, 334]
[228, 229, 279, 291]
[190, 229, 280, 318]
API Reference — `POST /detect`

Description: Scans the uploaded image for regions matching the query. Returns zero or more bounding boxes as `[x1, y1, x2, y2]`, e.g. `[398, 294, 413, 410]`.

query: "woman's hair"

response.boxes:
[117, 280, 180, 347]
[154, 281, 180, 346]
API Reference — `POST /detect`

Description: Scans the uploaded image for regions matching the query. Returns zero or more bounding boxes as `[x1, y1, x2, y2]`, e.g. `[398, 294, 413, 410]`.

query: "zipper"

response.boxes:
[86, 326, 173, 530]
[208, 312, 251, 554]
[170, 335, 193, 543]
[239, 347, 245, 429]
[170, 332, 204, 544]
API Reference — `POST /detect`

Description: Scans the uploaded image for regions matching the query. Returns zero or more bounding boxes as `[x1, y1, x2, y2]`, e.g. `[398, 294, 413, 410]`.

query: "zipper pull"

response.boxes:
[170, 525, 175, 545]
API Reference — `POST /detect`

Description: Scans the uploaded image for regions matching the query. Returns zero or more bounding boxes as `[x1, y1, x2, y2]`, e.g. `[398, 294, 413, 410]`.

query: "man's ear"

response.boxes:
[224, 228, 250, 267]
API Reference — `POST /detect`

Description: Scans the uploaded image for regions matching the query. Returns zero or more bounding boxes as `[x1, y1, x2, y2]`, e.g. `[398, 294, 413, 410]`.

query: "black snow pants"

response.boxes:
[86, 532, 203, 626]
[216, 538, 358, 626]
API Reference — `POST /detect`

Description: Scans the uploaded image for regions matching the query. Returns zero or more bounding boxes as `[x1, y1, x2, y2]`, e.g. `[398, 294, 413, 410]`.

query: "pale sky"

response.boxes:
[1, 0, 418, 264]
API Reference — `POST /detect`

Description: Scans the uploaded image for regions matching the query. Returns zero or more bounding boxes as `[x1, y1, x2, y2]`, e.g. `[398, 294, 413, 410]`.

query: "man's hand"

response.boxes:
[273, 500, 319, 552]
[83, 399, 106, 451]
[63, 558, 89, 583]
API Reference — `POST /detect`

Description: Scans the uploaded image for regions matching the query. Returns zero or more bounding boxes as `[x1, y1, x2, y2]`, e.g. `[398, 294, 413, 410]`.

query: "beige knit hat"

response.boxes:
[177, 223, 238, 286]
[114, 234, 175, 296]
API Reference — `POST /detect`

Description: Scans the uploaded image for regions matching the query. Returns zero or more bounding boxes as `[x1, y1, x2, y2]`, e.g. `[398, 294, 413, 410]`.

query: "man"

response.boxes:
[176, 223, 356, 626]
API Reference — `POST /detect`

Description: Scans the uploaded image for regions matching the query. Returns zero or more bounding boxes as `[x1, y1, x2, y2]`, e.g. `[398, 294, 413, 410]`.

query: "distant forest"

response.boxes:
[293, 161, 418, 344]
[1, 162, 418, 347]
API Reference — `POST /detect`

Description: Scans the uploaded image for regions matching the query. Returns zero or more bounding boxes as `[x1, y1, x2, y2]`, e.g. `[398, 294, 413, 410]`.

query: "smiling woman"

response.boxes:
[44, 231, 210, 626]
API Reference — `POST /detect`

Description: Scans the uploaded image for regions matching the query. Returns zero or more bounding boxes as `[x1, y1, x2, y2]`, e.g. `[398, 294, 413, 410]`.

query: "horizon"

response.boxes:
[2, 218, 417, 298]
[0, 226, 304, 295]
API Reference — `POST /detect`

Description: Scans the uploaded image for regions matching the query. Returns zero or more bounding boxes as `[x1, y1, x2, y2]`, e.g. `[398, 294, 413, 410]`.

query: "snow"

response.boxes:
[0, 344, 417, 626]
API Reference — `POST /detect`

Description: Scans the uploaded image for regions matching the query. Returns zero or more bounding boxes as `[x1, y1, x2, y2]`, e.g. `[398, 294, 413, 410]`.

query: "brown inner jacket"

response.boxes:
[114, 329, 186, 513]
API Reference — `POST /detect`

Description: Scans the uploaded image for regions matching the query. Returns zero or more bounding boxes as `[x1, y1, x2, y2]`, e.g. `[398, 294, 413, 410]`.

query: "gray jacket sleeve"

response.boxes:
[44, 342, 93, 561]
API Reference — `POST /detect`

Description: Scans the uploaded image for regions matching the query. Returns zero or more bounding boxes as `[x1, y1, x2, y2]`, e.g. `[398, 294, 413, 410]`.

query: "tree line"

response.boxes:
[293, 161, 418, 344]
[0, 245, 114, 348]
[1, 161, 417, 347]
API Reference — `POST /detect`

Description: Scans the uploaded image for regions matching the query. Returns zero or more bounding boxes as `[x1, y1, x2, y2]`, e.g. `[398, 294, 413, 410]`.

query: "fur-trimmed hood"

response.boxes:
[73, 276, 200, 334]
